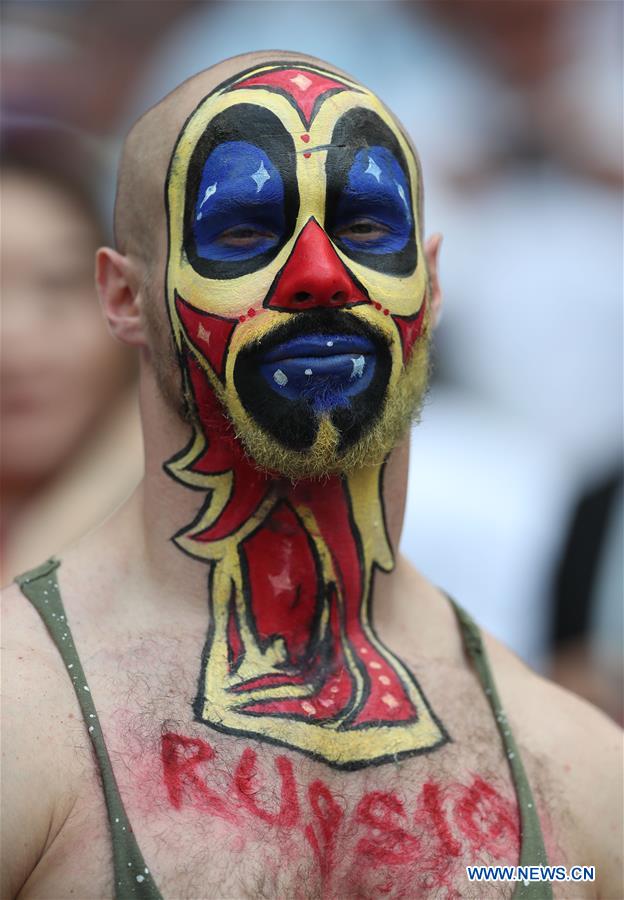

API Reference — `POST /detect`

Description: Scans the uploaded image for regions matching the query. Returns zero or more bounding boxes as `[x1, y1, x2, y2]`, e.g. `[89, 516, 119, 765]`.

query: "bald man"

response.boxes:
[2, 52, 621, 900]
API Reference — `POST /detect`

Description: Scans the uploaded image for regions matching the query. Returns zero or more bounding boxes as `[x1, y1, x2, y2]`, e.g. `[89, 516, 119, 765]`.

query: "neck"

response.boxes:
[139, 367, 445, 768]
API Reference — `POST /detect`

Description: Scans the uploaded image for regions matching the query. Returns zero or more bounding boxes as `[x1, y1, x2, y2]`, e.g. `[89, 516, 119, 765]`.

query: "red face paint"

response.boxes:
[231, 68, 353, 129]
[391, 301, 427, 363]
[266, 219, 369, 312]
[175, 293, 237, 381]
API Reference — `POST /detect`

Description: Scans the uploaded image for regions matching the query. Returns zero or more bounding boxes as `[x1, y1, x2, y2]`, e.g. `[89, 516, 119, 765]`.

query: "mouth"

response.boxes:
[233, 309, 392, 452]
[258, 333, 376, 412]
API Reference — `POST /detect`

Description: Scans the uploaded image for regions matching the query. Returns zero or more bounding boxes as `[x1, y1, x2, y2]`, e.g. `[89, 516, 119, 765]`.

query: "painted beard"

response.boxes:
[149, 297, 431, 480]
[229, 307, 431, 479]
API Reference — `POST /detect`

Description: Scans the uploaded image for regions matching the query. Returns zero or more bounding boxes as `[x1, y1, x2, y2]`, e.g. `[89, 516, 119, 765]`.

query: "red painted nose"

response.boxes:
[267, 219, 368, 311]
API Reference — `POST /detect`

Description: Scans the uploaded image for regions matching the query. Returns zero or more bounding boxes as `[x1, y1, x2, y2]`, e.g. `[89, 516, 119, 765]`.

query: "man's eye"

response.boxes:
[217, 226, 277, 247]
[333, 219, 390, 242]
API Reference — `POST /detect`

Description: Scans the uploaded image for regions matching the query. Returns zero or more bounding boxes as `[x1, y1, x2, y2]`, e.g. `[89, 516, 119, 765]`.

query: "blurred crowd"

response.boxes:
[1, 0, 621, 722]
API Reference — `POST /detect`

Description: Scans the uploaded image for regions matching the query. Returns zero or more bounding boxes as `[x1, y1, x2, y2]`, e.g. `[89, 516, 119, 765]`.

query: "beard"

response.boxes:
[142, 290, 192, 422]
[145, 299, 432, 480]
[230, 308, 432, 479]
[232, 345, 430, 479]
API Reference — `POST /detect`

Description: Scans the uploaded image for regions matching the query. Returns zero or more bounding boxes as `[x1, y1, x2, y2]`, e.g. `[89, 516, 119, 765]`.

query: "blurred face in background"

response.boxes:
[1, 168, 132, 491]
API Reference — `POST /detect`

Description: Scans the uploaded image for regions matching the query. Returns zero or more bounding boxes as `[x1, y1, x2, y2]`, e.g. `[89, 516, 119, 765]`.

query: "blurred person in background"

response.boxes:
[549, 466, 623, 724]
[0, 119, 143, 583]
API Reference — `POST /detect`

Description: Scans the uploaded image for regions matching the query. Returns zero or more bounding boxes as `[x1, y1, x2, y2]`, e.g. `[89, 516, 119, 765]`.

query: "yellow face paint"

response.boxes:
[164, 61, 446, 768]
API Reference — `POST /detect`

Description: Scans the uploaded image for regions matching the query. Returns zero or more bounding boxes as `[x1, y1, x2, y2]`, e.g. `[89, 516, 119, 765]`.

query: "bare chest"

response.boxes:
[39, 727, 527, 900]
[25, 633, 563, 900]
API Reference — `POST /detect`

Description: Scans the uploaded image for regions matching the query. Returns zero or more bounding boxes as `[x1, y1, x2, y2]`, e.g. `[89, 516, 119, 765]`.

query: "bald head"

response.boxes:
[113, 50, 423, 262]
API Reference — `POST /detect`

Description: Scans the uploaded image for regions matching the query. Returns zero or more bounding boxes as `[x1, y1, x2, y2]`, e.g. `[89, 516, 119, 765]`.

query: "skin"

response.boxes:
[0, 170, 130, 493]
[1, 51, 622, 900]
[0, 169, 137, 581]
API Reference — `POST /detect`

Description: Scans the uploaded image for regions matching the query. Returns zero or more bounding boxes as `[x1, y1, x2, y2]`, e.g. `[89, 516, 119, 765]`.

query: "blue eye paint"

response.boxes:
[192, 140, 285, 262]
[332, 146, 412, 255]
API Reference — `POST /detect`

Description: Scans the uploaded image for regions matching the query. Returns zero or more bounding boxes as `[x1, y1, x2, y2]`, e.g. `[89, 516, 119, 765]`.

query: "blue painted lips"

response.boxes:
[259, 334, 376, 412]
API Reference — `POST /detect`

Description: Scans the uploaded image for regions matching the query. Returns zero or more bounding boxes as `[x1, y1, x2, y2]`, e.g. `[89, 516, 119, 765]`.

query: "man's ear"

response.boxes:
[424, 233, 443, 328]
[95, 247, 148, 346]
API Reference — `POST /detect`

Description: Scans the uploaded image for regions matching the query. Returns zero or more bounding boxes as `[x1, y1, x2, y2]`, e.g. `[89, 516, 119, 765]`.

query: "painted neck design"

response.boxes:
[166, 351, 446, 769]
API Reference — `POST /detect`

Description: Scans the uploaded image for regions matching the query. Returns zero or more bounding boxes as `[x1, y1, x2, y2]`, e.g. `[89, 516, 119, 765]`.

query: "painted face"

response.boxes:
[166, 61, 431, 477]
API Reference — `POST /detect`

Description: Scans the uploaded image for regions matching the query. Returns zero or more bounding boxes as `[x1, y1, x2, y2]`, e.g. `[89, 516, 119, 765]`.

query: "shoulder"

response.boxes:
[484, 632, 623, 897]
[1, 575, 92, 898]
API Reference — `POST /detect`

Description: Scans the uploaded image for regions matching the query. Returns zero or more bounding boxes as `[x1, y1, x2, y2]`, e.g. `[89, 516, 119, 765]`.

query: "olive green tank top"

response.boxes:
[16, 558, 552, 900]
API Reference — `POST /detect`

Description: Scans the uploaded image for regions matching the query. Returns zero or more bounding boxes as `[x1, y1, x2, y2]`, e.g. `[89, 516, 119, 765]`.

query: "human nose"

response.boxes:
[267, 218, 367, 311]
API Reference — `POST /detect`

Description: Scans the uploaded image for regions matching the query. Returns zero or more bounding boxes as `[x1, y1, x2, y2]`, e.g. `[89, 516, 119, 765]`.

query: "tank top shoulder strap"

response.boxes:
[447, 596, 553, 899]
[16, 559, 163, 900]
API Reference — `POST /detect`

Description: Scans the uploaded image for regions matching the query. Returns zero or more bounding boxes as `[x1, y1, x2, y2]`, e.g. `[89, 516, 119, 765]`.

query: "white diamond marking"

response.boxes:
[291, 74, 312, 91]
[251, 160, 270, 193]
[365, 157, 382, 182]
[351, 355, 365, 379]
[199, 182, 217, 213]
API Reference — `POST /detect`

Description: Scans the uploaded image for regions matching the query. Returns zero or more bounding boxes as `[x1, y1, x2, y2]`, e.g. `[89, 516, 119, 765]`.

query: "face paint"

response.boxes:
[164, 61, 446, 768]
[183, 104, 299, 279]
[166, 60, 430, 470]
[325, 108, 417, 274]
[193, 141, 286, 263]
